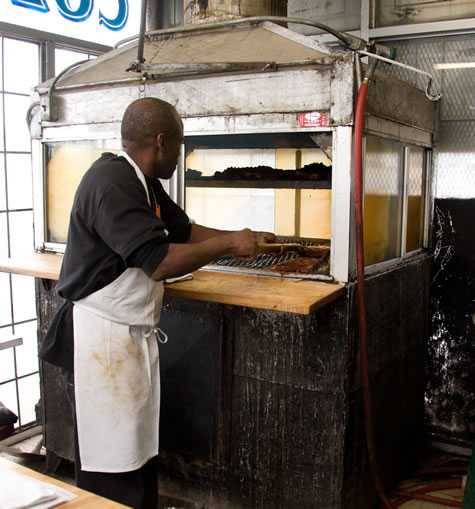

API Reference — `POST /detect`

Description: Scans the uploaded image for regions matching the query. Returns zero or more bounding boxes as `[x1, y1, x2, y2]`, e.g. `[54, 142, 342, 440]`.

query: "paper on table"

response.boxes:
[165, 273, 193, 284]
[0, 468, 76, 509]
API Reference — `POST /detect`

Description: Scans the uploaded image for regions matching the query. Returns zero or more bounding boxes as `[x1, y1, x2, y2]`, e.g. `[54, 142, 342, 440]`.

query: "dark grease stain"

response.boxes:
[427, 199, 475, 438]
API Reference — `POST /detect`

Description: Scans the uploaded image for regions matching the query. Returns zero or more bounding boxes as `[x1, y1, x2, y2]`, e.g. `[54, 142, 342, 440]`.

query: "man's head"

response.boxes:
[121, 97, 183, 179]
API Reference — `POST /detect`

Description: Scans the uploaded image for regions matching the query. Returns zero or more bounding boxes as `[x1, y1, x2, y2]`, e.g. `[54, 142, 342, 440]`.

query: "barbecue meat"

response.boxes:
[212, 162, 330, 181]
[271, 249, 329, 274]
[271, 257, 323, 274]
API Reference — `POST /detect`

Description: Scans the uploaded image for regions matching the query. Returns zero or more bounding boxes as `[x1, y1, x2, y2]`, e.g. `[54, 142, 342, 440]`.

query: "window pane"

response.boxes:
[364, 136, 403, 266]
[0, 99, 4, 152]
[3, 39, 39, 94]
[12, 274, 36, 323]
[0, 272, 12, 326]
[18, 373, 40, 425]
[55, 48, 89, 76]
[406, 147, 425, 252]
[9, 210, 33, 257]
[0, 158, 6, 211]
[6, 154, 33, 210]
[4, 94, 31, 152]
[0, 327, 15, 382]
[14, 320, 38, 377]
[373, 0, 475, 28]
[0, 381, 18, 426]
[46, 141, 119, 243]
[0, 213, 8, 259]
[0, 37, 3, 91]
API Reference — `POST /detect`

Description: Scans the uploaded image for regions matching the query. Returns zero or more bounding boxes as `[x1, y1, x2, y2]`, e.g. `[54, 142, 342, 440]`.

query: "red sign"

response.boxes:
[297, 111, 330, 128]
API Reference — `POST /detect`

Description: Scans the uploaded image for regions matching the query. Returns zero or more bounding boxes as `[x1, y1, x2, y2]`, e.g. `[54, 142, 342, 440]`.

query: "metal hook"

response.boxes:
[157, 328, 168, 344]
[425, 78, 442, 102]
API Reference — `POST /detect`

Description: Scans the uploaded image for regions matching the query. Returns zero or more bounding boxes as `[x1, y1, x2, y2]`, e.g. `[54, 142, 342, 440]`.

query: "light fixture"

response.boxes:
[433, 62, 475, 70]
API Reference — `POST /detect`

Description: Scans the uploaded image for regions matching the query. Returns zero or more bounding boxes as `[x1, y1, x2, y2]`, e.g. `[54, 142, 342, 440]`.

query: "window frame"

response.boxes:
[363, 133, 431, 271]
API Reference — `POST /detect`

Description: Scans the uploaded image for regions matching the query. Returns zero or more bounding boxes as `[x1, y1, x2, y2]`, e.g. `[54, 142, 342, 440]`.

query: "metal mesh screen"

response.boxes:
[384, 35, 475, 199]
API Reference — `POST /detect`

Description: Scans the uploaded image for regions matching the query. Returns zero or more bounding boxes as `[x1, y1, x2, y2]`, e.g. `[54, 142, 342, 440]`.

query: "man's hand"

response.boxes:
[254, 231, 276, 244]
[228, 229, 258, 257]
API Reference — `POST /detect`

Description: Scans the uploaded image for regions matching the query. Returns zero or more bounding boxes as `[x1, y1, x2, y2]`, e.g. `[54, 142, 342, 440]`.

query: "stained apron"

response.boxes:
[73, 152, 165, 473]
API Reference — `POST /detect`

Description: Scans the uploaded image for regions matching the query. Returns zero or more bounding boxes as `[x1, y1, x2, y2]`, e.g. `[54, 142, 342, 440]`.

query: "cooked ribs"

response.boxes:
[271, 248, 330, 274]
[186, 162, 331, 181]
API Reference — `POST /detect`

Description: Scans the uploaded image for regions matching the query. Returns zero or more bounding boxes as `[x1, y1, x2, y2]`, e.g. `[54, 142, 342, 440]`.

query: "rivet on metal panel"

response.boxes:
[139, 78, 147, 98]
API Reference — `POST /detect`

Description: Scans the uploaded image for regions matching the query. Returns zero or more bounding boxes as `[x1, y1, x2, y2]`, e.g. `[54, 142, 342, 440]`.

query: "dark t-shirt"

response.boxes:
[41, 152, 191, 371]
[57, 152, 191, 301]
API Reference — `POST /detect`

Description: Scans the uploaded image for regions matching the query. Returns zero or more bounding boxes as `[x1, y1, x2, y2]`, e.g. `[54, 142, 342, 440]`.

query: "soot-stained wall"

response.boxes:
[382, 35, 475, 440]
[428, 199, 475, 437]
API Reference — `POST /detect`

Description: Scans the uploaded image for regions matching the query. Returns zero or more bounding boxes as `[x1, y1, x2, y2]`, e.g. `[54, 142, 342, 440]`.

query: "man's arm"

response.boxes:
[189, 224, 276, 244]
[152, 229, 256, 281]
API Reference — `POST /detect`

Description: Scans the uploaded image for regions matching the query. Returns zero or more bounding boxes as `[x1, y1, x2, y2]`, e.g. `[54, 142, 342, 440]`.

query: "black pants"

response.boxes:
[63, 370, 159, 509]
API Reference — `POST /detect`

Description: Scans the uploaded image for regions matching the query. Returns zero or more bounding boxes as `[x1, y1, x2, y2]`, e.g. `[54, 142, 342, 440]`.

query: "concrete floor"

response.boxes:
[0, 431, 467, 509]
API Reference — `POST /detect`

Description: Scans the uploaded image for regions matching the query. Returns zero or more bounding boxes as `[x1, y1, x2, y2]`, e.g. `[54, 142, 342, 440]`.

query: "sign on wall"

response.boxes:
[1, 0, 141, 46]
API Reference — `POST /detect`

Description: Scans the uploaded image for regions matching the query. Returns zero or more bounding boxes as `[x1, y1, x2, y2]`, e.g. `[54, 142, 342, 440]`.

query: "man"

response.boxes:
[41, 97, 274, 508]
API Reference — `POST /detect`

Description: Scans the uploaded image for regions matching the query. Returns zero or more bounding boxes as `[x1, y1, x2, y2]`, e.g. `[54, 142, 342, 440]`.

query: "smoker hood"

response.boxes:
[36, 21, 343, 93]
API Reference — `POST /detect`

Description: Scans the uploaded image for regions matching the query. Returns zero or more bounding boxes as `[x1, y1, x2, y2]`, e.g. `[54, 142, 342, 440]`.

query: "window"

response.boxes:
[185, 136, 332, 240]
[0, 36, 39, 428]
[0, 30, 107, 430]
[46, 140, 120, 244]
[364, 135, 427, 267]
[364, 136, 403, 265]
[55, 48, 96, 76]
[372, 0, 475, 28]
[406, 146, 426, 253]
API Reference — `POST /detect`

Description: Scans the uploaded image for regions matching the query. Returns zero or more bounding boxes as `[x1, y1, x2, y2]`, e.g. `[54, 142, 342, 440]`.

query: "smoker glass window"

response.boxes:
[46, 141, 120, 244]
[364, 136, 403, 266]
[406, 146, 426, 252]
[372, 0, 475, 28]
[185, 146, 332, 240]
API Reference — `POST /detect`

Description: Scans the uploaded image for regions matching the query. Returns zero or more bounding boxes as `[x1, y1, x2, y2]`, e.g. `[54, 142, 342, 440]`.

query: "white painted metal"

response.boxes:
[44, 242, 66, 254]
[52, 68, 334, 125]
[370, 17, 475, 39]
[330, 126, 353, 283]
[0, 336, 23, 351]
[364, 249, 428, 277]
[177, 144, 185, 209]
[365, 116, 432, 147]
[183, 114, 333, 136]
[32, 140, 45, 252]
[360, 0, 370, 41]
[42, 123, 121, 142]
[400, 146, 409, 257]
[424, 150, 434, 249]
[260, 21, 340, 57]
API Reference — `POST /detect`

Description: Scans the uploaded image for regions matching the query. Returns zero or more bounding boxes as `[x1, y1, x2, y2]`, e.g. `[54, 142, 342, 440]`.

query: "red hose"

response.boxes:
[354, 78, 394, 509]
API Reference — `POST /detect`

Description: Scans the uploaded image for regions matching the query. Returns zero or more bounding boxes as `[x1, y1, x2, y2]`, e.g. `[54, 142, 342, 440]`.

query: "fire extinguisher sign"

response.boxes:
[297, 111, 330, 128]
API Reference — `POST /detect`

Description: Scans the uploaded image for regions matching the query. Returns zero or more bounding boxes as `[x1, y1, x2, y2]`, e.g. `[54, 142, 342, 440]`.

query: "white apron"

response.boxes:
[73, 152, 166, 473]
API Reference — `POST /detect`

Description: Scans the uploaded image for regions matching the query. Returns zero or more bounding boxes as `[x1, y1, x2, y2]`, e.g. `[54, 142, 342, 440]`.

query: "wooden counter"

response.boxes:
[0, 457, 128, 508]
[0, 253, 344, 315]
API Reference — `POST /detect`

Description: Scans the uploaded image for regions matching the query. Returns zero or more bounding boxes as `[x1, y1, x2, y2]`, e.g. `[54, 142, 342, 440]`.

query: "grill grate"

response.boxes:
[215, 252, 298, 269]
[211, 238, 330, 276]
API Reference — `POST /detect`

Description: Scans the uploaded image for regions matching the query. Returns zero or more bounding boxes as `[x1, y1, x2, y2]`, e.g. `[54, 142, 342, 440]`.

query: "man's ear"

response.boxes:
[156, 133, 165, 149]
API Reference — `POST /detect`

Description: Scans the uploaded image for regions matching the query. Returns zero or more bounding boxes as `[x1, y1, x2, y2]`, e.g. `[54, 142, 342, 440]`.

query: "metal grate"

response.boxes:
[215, 251, 298, 269]
[207, 238, 331, 280]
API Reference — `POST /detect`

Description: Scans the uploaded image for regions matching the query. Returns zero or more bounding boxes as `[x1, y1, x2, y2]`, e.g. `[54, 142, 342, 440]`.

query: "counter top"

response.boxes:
[0, 457, 128, 508]
[0, 253, 344, 315]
